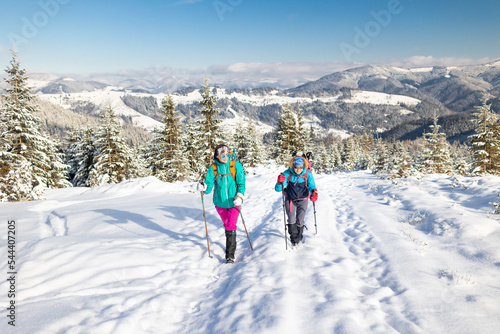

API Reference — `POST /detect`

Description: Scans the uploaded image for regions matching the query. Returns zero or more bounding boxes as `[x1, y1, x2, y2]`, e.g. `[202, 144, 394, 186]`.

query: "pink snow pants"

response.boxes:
[215, 206, 240, 231]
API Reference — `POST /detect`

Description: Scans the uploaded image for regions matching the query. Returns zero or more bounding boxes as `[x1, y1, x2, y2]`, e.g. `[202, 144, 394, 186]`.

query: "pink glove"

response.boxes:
[277, 174, 286, 184]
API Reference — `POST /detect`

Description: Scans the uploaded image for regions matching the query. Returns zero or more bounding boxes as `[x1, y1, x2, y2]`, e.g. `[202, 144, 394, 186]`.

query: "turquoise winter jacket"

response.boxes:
[274, 168, 317, 195]
[204, 159, 246, 209]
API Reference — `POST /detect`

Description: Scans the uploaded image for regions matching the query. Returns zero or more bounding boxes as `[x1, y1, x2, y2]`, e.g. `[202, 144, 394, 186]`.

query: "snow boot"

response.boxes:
[288, 224, 299, 246]
[225, 230, 237, 263]
[297, 225, 305, 244]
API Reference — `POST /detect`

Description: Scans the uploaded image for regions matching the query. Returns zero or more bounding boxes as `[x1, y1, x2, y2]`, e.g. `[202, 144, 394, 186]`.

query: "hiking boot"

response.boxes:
[225, 230, 237, 260]
[297, 225, 305, 243]
[288, 224, 300, 245]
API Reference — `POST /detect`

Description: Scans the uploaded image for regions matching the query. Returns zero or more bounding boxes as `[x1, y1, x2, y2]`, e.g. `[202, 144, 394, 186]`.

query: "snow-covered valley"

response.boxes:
[1, 167, 499, 333]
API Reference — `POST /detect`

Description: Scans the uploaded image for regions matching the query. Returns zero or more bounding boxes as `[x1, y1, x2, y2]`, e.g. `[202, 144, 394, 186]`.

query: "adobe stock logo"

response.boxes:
[340, 0, 408, 61]
[7, 0, 71, 48]
[213, 0, 243, 21]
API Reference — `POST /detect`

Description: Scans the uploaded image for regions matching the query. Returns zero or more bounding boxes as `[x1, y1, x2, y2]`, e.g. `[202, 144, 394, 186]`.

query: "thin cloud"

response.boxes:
[381, 55, 495, 68]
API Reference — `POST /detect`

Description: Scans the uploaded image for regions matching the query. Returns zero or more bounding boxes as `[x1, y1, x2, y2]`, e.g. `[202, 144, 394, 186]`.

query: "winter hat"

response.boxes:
[293, 157, 304, 167]
[214, 144, 229, 160]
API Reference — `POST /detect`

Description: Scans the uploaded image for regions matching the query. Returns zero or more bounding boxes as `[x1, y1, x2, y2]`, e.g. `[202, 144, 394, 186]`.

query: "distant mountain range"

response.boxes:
[4, 60, 500, 143]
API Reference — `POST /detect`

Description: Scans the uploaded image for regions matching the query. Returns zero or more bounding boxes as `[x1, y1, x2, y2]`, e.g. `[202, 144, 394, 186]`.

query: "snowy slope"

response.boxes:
[36, 88, 163, 131]
[1, 168, 499, 333]
[35, 86, 421, 134]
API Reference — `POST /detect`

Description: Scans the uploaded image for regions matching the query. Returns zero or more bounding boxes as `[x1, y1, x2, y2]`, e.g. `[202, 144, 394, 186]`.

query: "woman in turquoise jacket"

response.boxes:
[275, 156, 318, 246]
[197, 144, 246, 263]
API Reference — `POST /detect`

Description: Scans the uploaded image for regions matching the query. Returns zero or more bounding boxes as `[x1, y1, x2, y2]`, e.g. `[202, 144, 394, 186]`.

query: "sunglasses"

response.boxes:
[294, 166, 304, 170]
[220, 154, 230, 159]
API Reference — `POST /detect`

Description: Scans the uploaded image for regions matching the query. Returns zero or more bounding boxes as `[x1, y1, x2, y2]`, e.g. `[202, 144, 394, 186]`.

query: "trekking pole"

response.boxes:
[200, 191, 212, 258]
[313, 201, 318, 235]
[281, 179, 288, 250]
[238, 206, 253, 251]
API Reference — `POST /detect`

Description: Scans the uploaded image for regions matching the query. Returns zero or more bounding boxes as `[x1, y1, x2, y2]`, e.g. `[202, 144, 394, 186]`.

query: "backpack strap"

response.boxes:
[229, 160, 236, 180]
[287, 171, 308, 187]
[212, 161, 237, 184]
[212, 163, 218, 178]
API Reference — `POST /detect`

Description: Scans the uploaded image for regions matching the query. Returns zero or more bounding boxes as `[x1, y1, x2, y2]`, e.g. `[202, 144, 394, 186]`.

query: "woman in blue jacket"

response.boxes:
[275, 156, 318, 246]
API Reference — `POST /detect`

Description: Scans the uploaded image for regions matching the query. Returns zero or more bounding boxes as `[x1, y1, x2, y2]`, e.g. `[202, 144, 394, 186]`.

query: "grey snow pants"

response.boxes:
[285, 198, 308, 226]
[285, 198, 308, 244]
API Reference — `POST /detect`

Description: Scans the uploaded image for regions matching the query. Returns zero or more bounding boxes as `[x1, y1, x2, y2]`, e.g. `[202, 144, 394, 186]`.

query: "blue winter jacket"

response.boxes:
[275, 168, 317, 199]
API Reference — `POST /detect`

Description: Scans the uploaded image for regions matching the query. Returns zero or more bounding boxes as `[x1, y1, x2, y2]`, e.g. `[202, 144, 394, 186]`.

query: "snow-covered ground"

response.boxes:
[1, 167, 499, 333]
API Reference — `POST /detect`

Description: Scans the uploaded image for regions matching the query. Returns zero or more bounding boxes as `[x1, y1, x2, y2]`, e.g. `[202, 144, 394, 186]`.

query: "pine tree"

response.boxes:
[0, 154, 33, 202]
[468, 98, 500, 174]
[233, 120, 248, 161]
[315, 144, 330, 174]
[195, 76, 222, 177]
[295, 105, 310, 152]
[89, 105, 135, 186]
[372, 138, 390, 174]
[128, 146, 150, 179]
[358, 132, 375, 170]
[450, 141, 472, 175]
[420, 116, 453, 174]
[306, 125, 316, 156]
[388, 141, 414, 179]
[0, 49, 70, 200]
[151, 94, 188, 182]
[330, 139, 343, 170]
[65, 128, 81, 182]
[275, 103, 299, 164]
[44, 133, 72, 188]
[69, 123, 96, 187]
[244, 119, 265, 167]
[185, 121, 202, 181]
[342, 137, 361, 170]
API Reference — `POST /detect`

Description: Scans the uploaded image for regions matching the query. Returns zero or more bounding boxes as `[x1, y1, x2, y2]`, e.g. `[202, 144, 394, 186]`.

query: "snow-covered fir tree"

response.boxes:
[244, 119, 265, 167]
[149, 94, 188, 182]
[233, 119, 265, 167]
[44, 133, 72, 189]
[89, 105, 136, 186]
[275, 103, 300, 164]
[450, 141, 472, 175]
[65, 128, 82, 182]
[67, 122, 96, 187]
[342, 137, 361, 170]
[420, 116, 453, 174]
[0, 154, 33, 202]
[468, 98, 500, 175]
[128, 147, 150, 179]
[314, 144, 330, 173]
[195, 76, 223, 177]
[295, 106, 312, 153]
[372, 138, 391, 175]
[329, 139, 343, 171]
[233, 120, 247, 161]
[359, 132, 375, 170]
[388, 141, 414, 179]
[0, 49, 70, 201]
[305, 125, 316, 157]
[185, 121, 202, 181]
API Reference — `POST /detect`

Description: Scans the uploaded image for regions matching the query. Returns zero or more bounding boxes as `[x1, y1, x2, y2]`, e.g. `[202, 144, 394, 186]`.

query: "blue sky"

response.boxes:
[0, 0, 499, 78]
